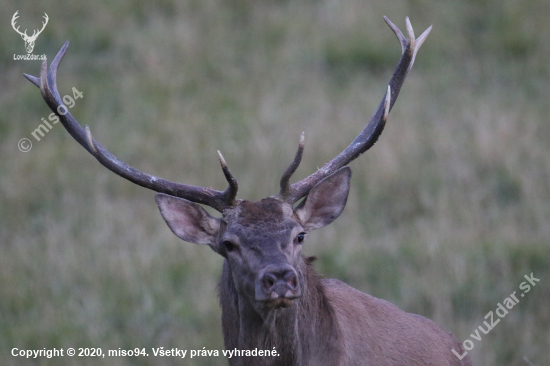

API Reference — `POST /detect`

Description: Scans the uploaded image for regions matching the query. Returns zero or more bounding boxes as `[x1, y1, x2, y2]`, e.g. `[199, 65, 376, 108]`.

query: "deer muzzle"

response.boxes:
[255, 264, 301, 308]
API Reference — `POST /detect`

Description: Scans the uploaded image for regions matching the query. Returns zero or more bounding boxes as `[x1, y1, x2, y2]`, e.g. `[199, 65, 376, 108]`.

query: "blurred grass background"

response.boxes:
[1, 0, 549, 365]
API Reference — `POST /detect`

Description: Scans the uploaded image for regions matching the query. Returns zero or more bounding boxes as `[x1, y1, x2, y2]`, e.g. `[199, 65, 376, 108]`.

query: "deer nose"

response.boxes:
[255, 264, 301, 303]
[262, 269, 297, 292]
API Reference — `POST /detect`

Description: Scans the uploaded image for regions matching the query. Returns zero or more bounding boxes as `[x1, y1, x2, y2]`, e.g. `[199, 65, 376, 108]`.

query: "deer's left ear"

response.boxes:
[295, 167, 351, 231]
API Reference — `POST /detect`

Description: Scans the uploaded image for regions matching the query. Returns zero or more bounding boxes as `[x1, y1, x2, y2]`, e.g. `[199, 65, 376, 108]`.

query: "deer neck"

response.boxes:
[219, 257, 342, 365]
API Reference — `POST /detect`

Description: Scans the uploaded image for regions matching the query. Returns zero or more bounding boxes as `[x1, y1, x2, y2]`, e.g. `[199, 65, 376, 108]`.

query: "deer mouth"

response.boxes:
[264, 284, 302, 307]
[264, 296, 298, 309]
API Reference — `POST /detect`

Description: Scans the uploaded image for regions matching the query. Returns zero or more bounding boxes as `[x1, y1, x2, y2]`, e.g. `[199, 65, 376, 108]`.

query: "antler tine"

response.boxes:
[284, 17, 432, 204]
[217, 150, 239, 206]
[23, 73, 40, 87]
[410, 24, 432, 74]
[25, 42, 239, 212]
[85, 125, 98, 153]
[383, 16, 407, 54]
[278, 132, 305, 201]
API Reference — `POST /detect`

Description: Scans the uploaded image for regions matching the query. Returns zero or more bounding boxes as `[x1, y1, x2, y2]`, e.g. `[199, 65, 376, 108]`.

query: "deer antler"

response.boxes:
[23, 17, 429, 211]
[23, 41, 239, 212]
[277, 17, 432, 204]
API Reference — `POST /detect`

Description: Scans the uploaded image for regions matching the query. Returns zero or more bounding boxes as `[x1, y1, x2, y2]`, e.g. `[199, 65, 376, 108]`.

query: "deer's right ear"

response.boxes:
[155, 193, 220, 245]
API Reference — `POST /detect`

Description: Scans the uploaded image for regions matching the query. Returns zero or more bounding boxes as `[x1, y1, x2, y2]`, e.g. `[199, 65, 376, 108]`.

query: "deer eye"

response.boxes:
[296, 232, 306, 243]
[223, 240, 235, 252]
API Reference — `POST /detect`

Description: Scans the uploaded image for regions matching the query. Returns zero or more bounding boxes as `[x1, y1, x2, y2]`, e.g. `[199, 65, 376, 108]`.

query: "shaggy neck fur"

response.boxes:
[219, 256, 343, 366]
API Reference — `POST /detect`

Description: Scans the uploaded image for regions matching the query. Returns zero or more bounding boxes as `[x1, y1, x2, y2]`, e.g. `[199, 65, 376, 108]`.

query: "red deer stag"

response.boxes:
[25, 16, 471, 366]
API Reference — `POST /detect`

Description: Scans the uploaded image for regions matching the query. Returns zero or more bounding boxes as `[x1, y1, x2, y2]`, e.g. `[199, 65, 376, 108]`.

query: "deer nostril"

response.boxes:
[287, 273, 297, 289]
[263, 273, 277, 290]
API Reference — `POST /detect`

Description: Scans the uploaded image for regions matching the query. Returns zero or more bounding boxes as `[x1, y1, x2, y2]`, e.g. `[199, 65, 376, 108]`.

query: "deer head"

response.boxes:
[24, 16, 431, 317]
[156, 165, 351, 313]
[12, 11, 49, 54]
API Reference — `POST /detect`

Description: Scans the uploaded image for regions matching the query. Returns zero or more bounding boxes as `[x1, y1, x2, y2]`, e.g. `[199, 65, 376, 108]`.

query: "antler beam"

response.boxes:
[278, 17, 432, 204]
[24, 41, 239, 212]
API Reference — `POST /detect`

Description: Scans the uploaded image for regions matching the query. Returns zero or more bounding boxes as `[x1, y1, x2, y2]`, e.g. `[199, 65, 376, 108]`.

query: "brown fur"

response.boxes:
[156, 169, 472, 366]
[219, 255, 472, 366]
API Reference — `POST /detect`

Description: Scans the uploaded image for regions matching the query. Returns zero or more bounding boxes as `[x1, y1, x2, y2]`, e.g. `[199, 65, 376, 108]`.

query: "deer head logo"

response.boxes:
[12, 11, 49, 54]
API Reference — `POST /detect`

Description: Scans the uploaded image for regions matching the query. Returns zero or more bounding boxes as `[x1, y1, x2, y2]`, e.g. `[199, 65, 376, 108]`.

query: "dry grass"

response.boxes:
[1, 0, 549, 365]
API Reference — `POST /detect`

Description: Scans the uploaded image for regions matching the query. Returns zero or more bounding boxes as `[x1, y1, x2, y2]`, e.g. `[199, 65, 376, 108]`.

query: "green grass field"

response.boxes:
[1, 0, 549, 365]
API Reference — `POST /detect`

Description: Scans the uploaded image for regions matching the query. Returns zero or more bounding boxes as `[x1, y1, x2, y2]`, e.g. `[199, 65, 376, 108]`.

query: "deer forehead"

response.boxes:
[222, 198, 301, 238]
